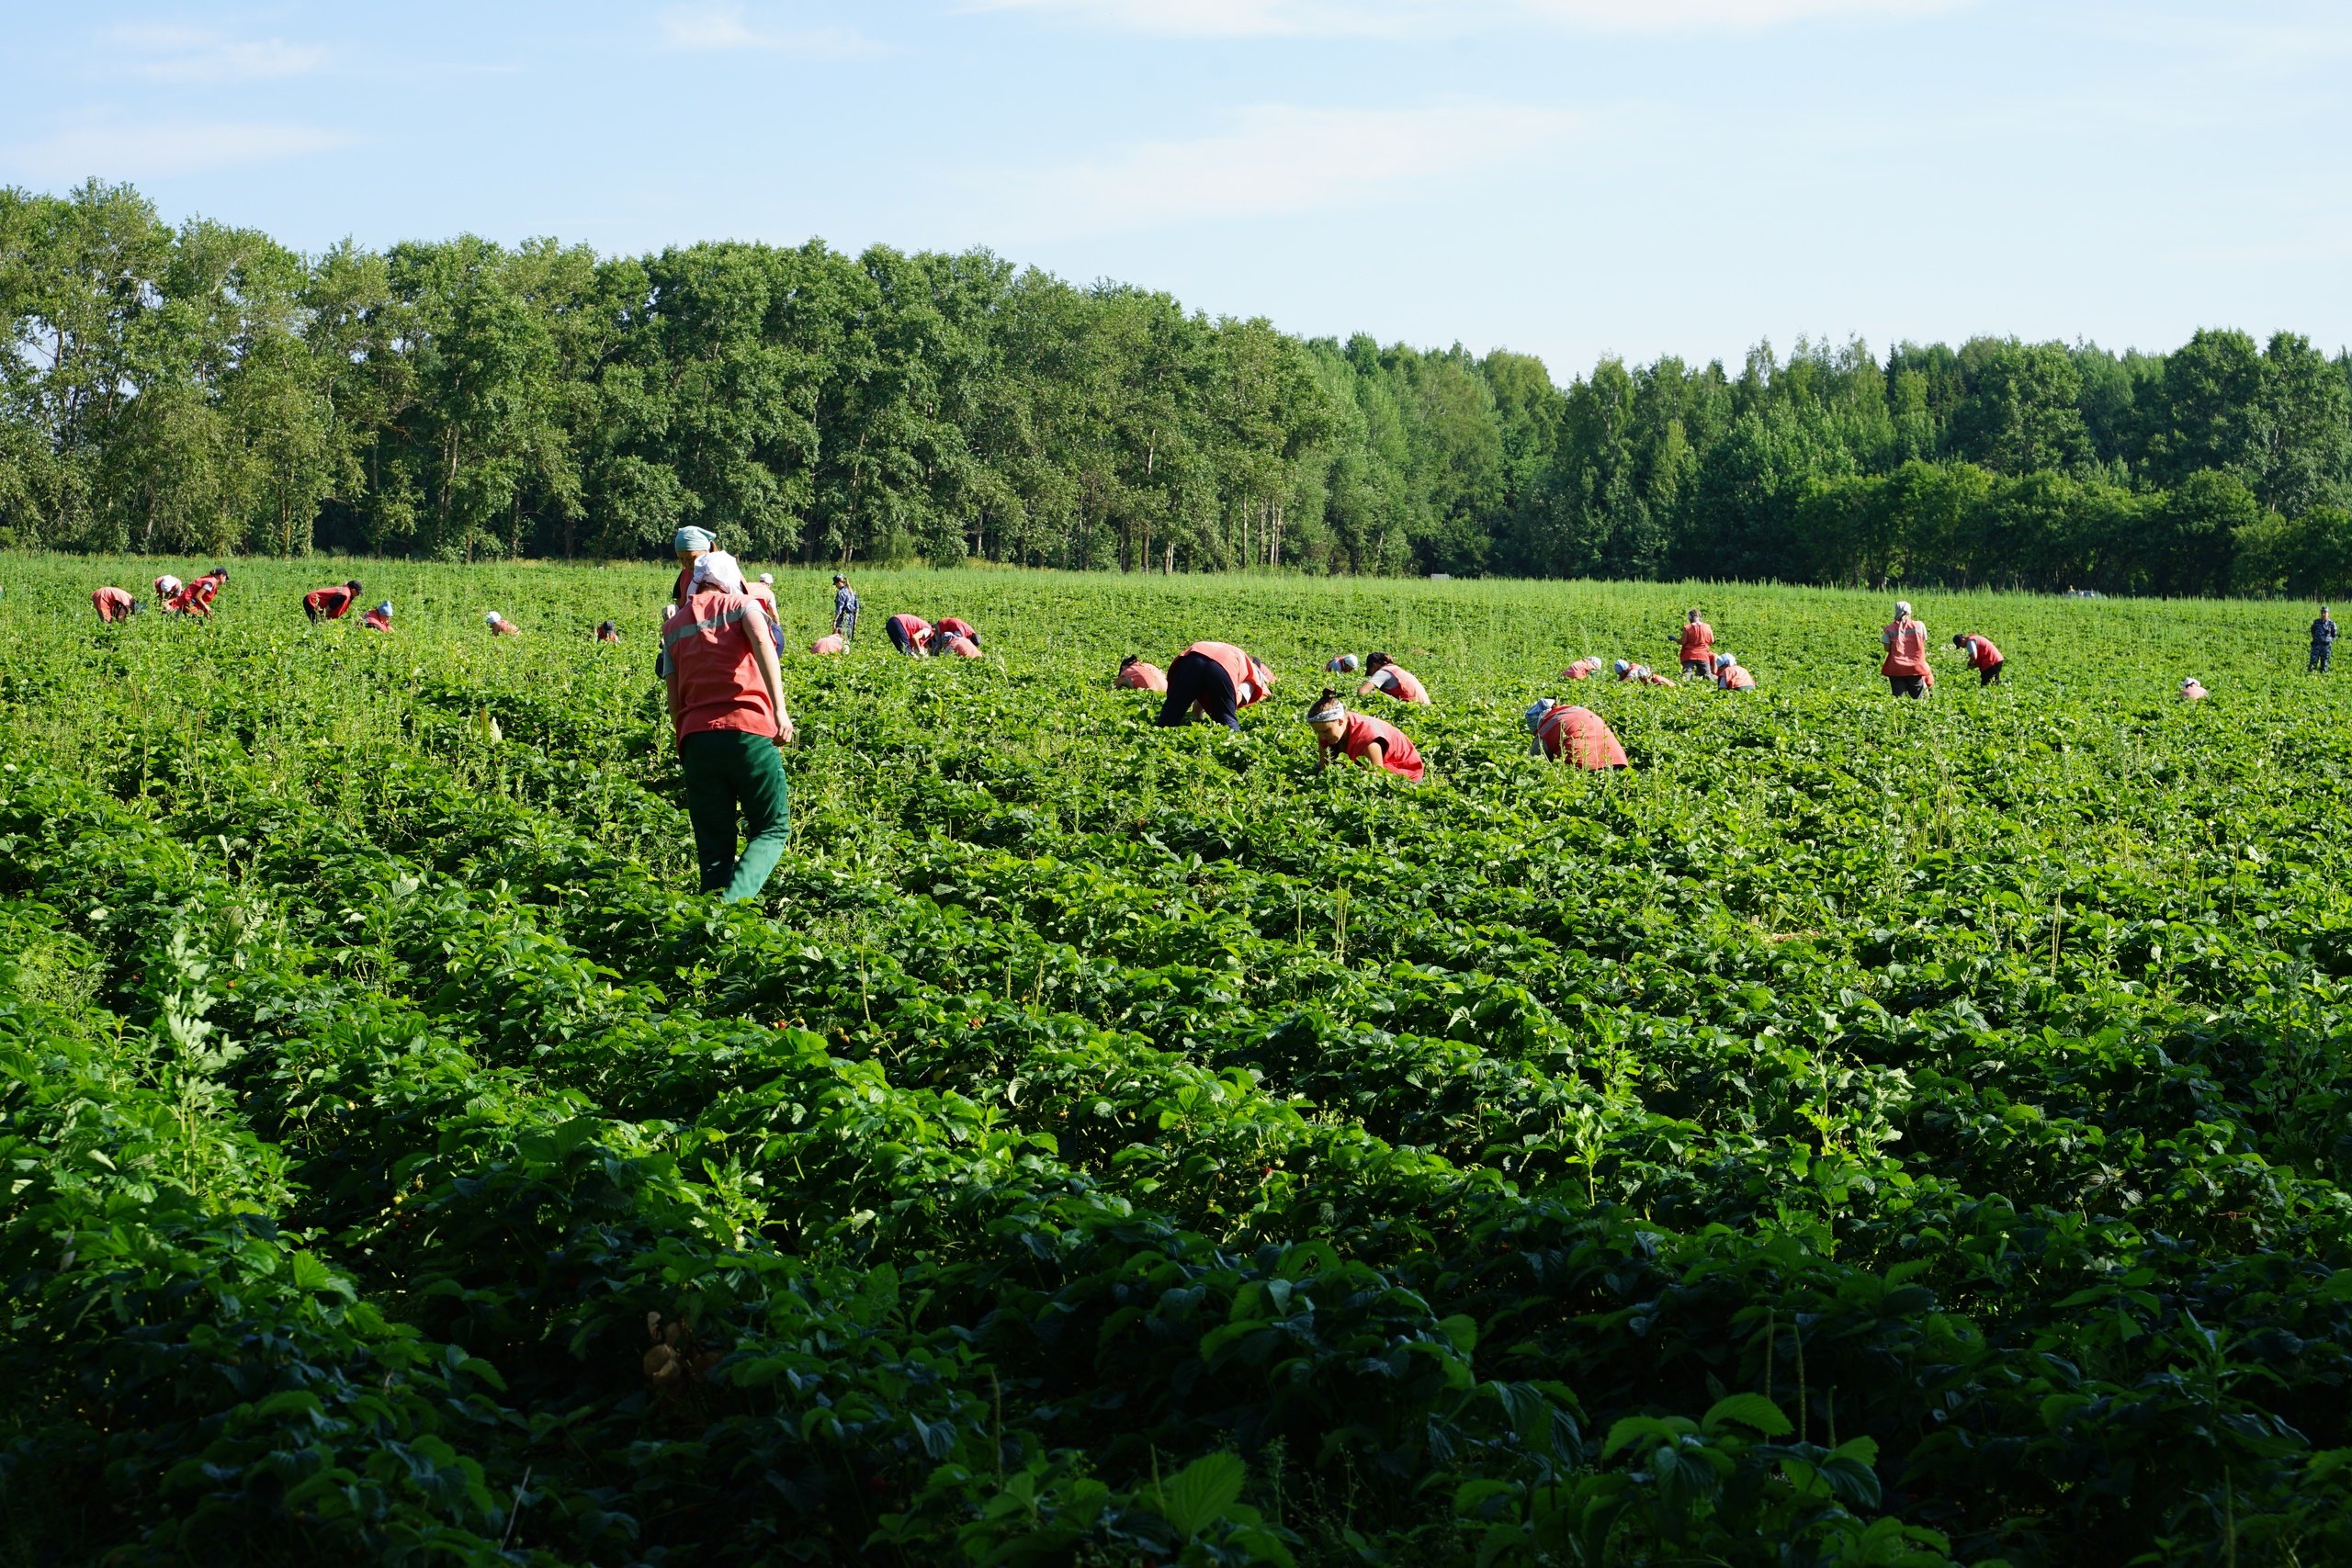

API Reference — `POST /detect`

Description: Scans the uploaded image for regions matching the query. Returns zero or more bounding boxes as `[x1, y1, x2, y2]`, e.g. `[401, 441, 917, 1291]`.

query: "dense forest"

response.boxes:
[5, 179, 2350, 592]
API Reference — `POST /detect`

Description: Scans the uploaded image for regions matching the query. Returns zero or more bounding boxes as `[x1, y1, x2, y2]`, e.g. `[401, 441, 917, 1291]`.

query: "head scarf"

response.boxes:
[485, 612, 502, 625]
[693, 551, 747, 595]
[673, 525, 716, 553]
[1612, 660, 1630, 675]
[1305, 694, 1346, 725]
[758, 572, 774, 585]
[1714, 652, 1734, 668]
[375, 601, 392, 615]
[1895, 600, 1913, 617]
[1523, 697, 1557, 734]
[1326, 653, 1360, 673]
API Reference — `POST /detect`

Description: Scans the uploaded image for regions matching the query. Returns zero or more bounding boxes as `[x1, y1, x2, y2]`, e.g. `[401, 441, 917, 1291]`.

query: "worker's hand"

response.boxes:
[775, 717, 797, 747]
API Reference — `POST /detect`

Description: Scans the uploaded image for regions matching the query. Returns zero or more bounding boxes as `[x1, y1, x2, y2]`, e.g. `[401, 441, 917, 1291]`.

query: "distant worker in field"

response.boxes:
[935, 615, 981, 650]
[808, 633, 846, 655]
[1306, 690, 1424, 782]
[1713, 652, 1756, 691]
[2181, 677, 2209, 701]
[1560, 655, 1604, 680]
[884, 613, 933, 656]
[2310, 606, 2337, 673]
[304, 580, 364, 621]
[363, 601, 394, 633]
[1952, 632, 2005, 686]
[91, 586, 139, 624]
[169, 568, 229, 617]
[595, 619, 622, 643]
[832, 575, 859, 642]
[1159, 641, 1274, 731]
[673, 526, 715, 604]
[662, 550, 796, 903]
[1358, 651, 1430, 705]
[1614, 660, 1673, 687]
[486, 612, 522, 637]
[1881, 601, 1930, 698]
[153, 572, 182, 604]
[1672, 610, 1715, 677]
[1326, 653, 1361, 675]
[937, 630, 982, 659]
[1116, 655, 1168, 691]
[1525, 697, 1629, 769]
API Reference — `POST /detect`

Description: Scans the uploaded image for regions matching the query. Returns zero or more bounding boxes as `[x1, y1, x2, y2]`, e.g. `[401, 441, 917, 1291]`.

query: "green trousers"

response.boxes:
[678, 728, 790, 902]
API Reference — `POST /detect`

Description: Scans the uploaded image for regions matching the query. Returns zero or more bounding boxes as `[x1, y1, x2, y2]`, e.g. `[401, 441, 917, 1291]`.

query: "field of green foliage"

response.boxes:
[5, 555, 2351, 1566]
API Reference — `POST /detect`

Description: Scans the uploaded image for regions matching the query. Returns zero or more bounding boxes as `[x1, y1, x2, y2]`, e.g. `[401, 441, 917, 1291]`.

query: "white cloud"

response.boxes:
[973, 101, 1585, 238]
[2, 121, 360, 182]
[657, 4, 878, 53]
[973, 0, 1963, 36]
[102, 24, 329, 81]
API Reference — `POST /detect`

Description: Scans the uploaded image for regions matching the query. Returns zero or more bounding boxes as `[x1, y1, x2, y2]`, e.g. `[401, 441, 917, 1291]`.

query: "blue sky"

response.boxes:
[4, 0, 2348, 378]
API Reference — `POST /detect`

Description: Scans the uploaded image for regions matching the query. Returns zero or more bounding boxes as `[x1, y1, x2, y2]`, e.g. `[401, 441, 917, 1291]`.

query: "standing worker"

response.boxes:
[2310, 606, 2337, 673]
[1525, 698, 1629, 769]
[661, 551, 796, 903]
[1305, 690, 1424, 782]
[91, 587, 140, 624]
[673, 526, 715, 604]
[1159, 641, 1274, 731]
[304, 580, 364, 621]
[1357, 651, 1430, 705]
[1882, 601, 1930, 698]
[1952, 632, 2005, 686]
[1672, 610, 1715, 677]
[832, 575, 860, 642]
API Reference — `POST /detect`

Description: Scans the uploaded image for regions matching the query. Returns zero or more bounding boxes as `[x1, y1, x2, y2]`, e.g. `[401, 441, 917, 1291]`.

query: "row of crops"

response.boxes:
[4, 558, 2351, 1564]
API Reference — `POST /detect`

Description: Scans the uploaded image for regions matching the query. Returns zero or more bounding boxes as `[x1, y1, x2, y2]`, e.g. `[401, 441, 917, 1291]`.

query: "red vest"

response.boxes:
[936, 616, 978, 643]
[662, 590, 776, 742]
[1342, 712, 1423, 782]
[940, 633, 981, 659]
[1564, 658, 1600, 680]
[92, 587, 134, 622]
[1719, 665, 1755, 690]
[1369, 665, 1430, 704]
[1116, 661, 1167, 692]
[1540, 705, 1628, 770]
[1679, 623, 1714, 661]
[889, 615, 933, 650]
[362, 608, 392, 632]
[1963, 635, 2003, 669]
[305, 586, 356, 619]
[1882, 619, 1929, 677]
[1183, 642, 1270, 706]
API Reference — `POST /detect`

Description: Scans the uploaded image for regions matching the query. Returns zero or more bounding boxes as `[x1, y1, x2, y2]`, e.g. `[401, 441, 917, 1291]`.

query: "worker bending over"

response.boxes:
[363, 602, 394, 633]
[1158, 641, 1273, 731]
[885, 614, 933, 656]
[1115, 655, 1168, 692]
[486, 612, 522, 637]
[92, 587, 140, 624]
[1614, 660, 1673, 687]
[1358, 651, 1430, 705]
[1952, 632, 2004, 685]
[1306, 690, 1424, 782]
[1560, 656, 1603, 680]
[305, 581, 364, 621]
[1524, 698, 1628, 770]
[1714, 653, 1755, 691]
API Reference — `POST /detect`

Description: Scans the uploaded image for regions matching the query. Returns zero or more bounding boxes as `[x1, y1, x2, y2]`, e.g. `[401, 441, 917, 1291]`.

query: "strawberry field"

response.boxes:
[5, 557, 2352, 1566]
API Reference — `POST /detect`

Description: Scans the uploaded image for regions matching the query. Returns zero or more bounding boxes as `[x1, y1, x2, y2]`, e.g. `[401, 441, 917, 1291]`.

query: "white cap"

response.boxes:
[693, 551, 747, 595]
[485, 612, 502, 625]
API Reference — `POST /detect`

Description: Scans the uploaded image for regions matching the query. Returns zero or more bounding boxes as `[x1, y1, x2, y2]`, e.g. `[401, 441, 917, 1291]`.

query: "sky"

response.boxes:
[4, 0, 2349, 379]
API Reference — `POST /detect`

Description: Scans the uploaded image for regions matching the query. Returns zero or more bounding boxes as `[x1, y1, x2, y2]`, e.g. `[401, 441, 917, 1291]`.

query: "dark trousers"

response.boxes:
[887, 619, 925, 656]
[2312, 644, 2333, 673]
[1158, 652, 1240, 731]
[1980, 661, 2004, 686]
[1889, 675, 1927, 699]
[679, 728, 790, 902]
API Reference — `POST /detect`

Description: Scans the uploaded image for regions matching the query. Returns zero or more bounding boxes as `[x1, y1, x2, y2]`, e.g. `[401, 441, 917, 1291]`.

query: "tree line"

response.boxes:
[6, 179, 2350, 593]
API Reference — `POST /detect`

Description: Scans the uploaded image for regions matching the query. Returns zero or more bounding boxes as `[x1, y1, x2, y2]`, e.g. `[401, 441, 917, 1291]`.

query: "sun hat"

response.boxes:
[485, 612, 502, 625]
[758, 572, 774, 585]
